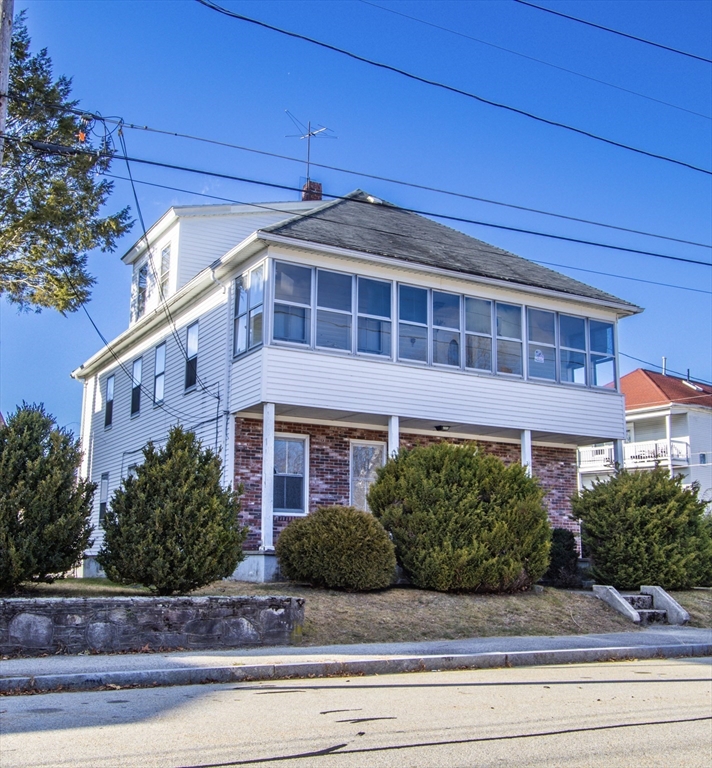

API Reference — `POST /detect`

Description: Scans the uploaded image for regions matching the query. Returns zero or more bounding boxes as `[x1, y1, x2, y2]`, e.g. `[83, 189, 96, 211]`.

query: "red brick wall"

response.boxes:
[234, 417, 579, 550]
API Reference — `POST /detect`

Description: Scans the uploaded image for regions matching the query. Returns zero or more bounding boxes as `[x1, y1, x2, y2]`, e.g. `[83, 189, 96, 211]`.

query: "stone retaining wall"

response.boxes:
[0, 596, 305, 656]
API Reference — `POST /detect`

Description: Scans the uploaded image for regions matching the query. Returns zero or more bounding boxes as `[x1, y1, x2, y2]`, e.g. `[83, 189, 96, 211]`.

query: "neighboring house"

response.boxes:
[578, 369, 712, 503]
[72, 186, 642, 581]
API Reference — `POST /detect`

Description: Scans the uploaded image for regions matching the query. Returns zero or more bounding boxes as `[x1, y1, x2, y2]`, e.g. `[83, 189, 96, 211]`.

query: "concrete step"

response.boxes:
[622, 594, 654, 610]
[637, 609, 668, 626]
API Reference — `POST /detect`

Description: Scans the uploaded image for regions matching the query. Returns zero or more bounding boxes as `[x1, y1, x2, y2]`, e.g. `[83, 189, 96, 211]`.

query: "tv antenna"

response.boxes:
[285, 110, 336, 182]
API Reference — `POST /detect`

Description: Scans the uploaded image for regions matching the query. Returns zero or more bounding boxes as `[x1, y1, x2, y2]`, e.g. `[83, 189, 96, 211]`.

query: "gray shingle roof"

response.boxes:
[263, 190, 640, 310]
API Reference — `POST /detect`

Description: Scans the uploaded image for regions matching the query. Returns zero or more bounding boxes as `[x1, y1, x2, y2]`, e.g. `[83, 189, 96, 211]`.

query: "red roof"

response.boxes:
[621, 369, 712, 411]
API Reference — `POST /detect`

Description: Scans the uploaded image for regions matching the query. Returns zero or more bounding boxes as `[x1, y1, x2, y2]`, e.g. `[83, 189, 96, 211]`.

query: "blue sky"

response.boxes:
[1, 0, 711, 432]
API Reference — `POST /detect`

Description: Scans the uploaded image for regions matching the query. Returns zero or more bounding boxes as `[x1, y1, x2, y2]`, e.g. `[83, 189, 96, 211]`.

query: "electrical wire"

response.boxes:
[6, 91, 710, 250]
[101, 170, 712, 296]
[514, 0, 712, 64]
[619, 352, 712, 385]
[357, 0, 711, 120]
[194, 0, 712, 176]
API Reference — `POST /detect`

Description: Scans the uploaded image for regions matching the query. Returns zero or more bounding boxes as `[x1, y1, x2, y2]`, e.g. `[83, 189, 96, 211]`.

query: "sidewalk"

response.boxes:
[2, 626, 710, 694]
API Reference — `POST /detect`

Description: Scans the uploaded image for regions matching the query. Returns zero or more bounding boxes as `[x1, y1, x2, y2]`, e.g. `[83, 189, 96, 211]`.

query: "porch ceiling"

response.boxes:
[236, 404, 609, 447]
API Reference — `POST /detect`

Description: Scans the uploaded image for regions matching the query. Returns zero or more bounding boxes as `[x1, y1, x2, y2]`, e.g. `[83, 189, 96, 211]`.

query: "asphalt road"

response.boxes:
[2, 658, 710, 768]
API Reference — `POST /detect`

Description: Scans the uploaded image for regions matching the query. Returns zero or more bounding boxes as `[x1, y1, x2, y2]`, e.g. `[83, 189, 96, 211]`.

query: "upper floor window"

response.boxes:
[589, 320, 615, 388]
[185, 322, 198, 391]
[357, 277, 391, 356]
[234, 265, 264, 355]
[496, 303, 523, 376]
[316, 270, 352, 351]
[527, 308, 556, 381]
[465, 297, 492, 372]
[274, 262, 311, 345]
[159, 245, 170, 296]
[99, 473, 109, 525]
[398, 285, 428, 363]
[104, 375, 115, 428]
[433, 291, 460, 367]
[560, 314, 587, 385]
[131, 358, 142, 416]
[135, 263, 148, 319]
[154, 343, 166, 404]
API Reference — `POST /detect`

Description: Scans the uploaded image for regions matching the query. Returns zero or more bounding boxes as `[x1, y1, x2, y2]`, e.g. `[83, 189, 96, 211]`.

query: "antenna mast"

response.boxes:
[285, 110, 336, 182]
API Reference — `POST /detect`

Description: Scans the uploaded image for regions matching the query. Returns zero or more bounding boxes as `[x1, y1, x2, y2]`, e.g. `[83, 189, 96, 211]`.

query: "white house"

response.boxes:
[72, 186, 642, 581]
[578, 368, 712, 503]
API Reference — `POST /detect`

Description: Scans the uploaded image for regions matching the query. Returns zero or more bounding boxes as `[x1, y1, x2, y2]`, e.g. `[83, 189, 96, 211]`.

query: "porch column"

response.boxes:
[665, 411, 673, 477]
[613, 439, 624, 469]
[261, 402, 275, 550]
[520, 429, 532, 478]
[388, 415, 400, 459]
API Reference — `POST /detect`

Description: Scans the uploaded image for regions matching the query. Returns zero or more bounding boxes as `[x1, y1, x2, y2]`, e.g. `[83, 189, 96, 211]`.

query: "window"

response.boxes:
[234, 265, 264, 355]
[589, 320, 616, 388]
[131, 358, 142, 416]
[350, 442, 386, 512]
[527, 308, 556, 381]
[316, 270, 352, 351]
[465, 297, 492, 372]
[274, 437, 307, 513]
[185, 322, 198, 390]
[433, 291, 460, 366]
[104, 375, 115, 428]
[274, 262, 311, 345]
[154, 343, 166, 404]
[398, 285, 428, 362]
[99, 473, 109, 525]
[135, 263, 148, 319]
[560, 314, 587, 385]
[357, 277, 391, 356]
[159, 245, 170, 295]
[496, 303, 522, 376]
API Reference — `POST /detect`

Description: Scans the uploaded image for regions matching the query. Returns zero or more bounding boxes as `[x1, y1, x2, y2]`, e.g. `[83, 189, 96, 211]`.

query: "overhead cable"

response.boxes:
[514, 0, 712, 64]
[194, 0, 712, 175]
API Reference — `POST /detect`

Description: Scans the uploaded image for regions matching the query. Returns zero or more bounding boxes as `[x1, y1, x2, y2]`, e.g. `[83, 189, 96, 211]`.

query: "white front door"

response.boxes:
[350, 441, 386, 512]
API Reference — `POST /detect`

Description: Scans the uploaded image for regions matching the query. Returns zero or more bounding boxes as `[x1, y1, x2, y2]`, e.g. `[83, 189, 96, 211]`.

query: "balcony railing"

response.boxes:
[579, 439, 689, 471]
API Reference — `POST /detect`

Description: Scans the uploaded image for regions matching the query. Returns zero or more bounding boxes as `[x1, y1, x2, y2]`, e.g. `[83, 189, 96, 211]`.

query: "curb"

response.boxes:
[2, 642, 710, 694]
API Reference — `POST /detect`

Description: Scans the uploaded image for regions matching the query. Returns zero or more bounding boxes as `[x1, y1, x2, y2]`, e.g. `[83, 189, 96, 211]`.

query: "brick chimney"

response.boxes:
[301, 180, 322, 201]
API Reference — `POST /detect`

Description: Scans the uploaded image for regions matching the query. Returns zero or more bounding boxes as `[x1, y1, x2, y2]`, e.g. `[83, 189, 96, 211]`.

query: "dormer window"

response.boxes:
[159, 245, 170, 296]
[134, 263, 148, 319]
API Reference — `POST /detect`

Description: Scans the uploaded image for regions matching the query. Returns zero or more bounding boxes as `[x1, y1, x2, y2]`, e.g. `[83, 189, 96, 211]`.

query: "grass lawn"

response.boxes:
[11, 577, 680, 647]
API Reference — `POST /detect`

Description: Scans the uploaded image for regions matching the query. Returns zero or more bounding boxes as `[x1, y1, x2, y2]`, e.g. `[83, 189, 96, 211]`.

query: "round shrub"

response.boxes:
[543, 528, 581, 587]
[367, 443, 551, 593]
[573, 467, 712, 590]
[276, 505, 396, 591]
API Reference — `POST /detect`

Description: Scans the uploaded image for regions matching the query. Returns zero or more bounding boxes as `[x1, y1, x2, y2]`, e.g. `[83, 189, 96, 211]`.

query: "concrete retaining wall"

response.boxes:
[0, 596, 305, 656]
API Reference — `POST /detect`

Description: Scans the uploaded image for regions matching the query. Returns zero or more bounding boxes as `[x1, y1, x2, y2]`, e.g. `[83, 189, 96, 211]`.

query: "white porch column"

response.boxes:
[388, 415, 400, 459]
[520, 429, 532, 477]
[665, 411, 673, 477]
[261, 402, 275, 550]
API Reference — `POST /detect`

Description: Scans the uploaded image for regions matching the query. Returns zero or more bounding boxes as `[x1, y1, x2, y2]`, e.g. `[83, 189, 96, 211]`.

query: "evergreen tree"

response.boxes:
[0, 12, 132, 312]
[98, 427, 246, 595]
[573, 467, 712, 590]
[0, 403, 94, 592]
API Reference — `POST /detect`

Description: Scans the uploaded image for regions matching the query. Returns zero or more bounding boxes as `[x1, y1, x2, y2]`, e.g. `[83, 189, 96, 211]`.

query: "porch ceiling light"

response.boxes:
[434, 425, 450, 432]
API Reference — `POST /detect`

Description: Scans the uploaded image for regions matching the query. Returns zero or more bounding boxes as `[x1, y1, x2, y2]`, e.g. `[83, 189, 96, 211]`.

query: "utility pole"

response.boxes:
[0, 0, 14, 168]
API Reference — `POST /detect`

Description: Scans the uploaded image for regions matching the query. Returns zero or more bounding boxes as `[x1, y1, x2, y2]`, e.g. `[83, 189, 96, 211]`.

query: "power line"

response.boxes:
[514, 0, 712, 64]
[619, 352, 712, 385]
[357, 0, 711, 120]
[7, 92, 711, 249]
[194, 0, 712, 176]
[101, 171, 712, 296]
[10, 134, 712, 268]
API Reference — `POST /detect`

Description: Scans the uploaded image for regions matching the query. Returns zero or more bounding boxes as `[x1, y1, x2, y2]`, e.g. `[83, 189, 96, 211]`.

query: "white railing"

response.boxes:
[579, 439, 690, 470]
[624, 439, 689, 465]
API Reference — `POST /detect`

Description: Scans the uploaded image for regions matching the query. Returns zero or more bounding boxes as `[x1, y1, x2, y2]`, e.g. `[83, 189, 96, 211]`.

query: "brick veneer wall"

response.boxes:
[233, 418, 579, 550]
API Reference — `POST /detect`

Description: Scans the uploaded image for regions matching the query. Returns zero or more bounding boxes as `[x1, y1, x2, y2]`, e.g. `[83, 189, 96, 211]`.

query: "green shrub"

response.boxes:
[543, 528, 581, 587]
[367, 443, 551, 593]
[572, 467, 712, 590]
[0, 403, 94, 593]
[98, 426, 246, 595]
[276, 505, 396, 591]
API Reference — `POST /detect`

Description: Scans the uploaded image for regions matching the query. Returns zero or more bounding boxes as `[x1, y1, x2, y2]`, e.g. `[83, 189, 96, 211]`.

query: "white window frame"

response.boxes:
[495, 301, 524, 377]
[526, 307, 558, 383]
[314, 268, 354, 354]
[273, 433, 309, 516]
[99, 472, 109, 525]
[431, 289, 462, 369]
[349, 439, 387, 511]
[464, 296, 494, 373]
[159, 244, 170, 296]
[397, 283, 430, 365]
[104, 374, 115, 429]
[185, 321, 199, 392]
[272, 261, 313, 348]
[559, 312, 588, 387]
[154, 343, 166, 405]
[130, 358, 142, 417]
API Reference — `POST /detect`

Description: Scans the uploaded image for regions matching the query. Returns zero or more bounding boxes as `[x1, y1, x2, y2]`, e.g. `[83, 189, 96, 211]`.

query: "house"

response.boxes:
[578, 369, 712, 503]
[72, 186, 642, 581]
